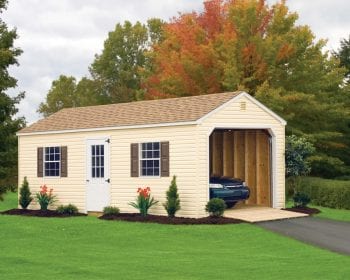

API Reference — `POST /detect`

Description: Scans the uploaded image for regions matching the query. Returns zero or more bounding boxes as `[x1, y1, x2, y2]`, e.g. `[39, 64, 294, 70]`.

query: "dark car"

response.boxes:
[209, 176, 250, 208]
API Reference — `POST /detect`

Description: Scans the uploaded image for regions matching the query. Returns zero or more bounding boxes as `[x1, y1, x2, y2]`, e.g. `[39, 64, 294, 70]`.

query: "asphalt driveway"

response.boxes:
[257, 217, 350, 255]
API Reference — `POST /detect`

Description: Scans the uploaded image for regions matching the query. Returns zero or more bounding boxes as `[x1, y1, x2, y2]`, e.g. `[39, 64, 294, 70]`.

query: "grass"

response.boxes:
[286, 200, 350, 222]
[0, 191, 17, 211]
[315, 205, 350, 221]
[1, 192, 350, 279]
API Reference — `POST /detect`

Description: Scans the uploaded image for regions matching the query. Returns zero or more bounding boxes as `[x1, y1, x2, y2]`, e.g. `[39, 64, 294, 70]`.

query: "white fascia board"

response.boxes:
[16, 121, 198, 136]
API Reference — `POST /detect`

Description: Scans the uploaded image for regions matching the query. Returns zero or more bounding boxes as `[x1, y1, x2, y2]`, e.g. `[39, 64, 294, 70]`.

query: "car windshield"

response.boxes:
[210, 177, 242, 185]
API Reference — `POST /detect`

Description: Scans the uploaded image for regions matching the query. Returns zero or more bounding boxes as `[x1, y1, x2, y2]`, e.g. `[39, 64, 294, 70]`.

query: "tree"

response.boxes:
[38, 75, 78, 117]
[90, 19, 164, 103]
[19, 177, 32, 209]
[143, 0, 350, 175]
[334, 35, 350, 82]
[163, 175, 181, 217]
[38, 75, 108, 117]
[0, 0, 25, 200]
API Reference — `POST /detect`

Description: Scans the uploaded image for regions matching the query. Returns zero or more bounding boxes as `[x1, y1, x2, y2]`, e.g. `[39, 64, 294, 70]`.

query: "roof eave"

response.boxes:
[16, 120, 199, 136]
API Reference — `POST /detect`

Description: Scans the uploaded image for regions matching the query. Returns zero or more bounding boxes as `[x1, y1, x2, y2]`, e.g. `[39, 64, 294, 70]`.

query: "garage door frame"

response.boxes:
[206, 125, 278, 208]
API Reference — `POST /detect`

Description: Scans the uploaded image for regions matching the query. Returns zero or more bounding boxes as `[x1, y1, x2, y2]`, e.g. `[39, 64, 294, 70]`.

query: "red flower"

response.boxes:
[39, 185, 54, 196]
[137, 187, 151, 198]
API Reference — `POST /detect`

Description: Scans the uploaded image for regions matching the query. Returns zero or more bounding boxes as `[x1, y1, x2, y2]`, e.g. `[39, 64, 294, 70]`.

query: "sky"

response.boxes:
[3, 0, 349, 124]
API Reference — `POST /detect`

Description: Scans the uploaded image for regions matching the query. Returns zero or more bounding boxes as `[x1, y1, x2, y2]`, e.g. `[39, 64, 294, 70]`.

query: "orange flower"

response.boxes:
[137, 187, 151, 198]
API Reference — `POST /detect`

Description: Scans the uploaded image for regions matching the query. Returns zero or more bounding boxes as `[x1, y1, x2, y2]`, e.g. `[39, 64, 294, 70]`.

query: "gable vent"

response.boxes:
[240, 101, 247, 111]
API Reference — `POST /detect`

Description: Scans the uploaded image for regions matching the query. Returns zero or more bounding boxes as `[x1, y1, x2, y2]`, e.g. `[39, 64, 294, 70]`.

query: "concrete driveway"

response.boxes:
[257, 217, 350, 255]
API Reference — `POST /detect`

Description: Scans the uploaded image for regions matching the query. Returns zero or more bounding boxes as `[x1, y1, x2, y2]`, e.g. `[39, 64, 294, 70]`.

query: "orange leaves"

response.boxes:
[277, 43, 295, 62]
[143, 0, 299, 97]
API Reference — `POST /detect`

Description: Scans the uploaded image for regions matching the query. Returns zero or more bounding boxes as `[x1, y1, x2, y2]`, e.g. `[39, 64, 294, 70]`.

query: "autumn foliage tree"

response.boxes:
[143, 0, 350, 176]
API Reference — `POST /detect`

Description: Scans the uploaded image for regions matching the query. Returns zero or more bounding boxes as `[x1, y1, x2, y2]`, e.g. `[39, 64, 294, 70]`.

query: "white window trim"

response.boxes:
[139, 142, 161, 178]
[43, 146, 61, 178]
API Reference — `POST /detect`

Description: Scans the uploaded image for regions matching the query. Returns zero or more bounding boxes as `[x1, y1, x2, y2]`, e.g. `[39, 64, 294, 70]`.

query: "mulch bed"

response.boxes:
[1, 208, 87, 218]
[283, 206, 321, 215]
[99, 213, 243, 225]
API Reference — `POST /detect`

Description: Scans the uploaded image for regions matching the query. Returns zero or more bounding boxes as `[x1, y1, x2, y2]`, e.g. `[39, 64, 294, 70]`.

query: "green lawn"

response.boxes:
[315, 205, 350, 221]
[1, 192, 349, 280]
[0, 191, 18, 211]
[286, 200, 350, 222]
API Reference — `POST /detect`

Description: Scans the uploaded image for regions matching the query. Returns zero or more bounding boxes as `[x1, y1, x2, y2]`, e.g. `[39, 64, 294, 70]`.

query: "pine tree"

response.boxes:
[19, 177, 32, 209]
[163, 176, 181, 217]
[0, 0, 25, 200]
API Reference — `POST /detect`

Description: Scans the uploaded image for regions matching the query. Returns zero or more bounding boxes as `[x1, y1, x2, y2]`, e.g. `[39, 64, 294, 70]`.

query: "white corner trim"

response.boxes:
[197, 91, 287, 126]
[16, 121, 198, 136]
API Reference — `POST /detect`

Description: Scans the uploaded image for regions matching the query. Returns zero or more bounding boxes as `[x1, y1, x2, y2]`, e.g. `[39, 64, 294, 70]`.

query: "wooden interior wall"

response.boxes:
[209, 130, 271, 207]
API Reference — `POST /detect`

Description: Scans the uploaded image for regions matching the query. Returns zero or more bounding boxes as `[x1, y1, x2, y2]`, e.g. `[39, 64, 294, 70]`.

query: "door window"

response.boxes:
[91, 144, 104, 178]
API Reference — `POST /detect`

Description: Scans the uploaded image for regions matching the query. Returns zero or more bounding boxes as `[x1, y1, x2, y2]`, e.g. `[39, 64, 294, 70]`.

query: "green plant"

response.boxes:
[163, 175, 180, 217]
[19, 177, 32, 209]
[56, 204, 79, 215]
[300, 177, 350, 209]
[293, 192, 311, 208]
[103, 206, 120, 215]
[285, 135, 315, 198]
[129, 187, 158, 217]
[205, 198, 226, 217]
[285, 135, 315, 178]
[35, 185, 57, 210]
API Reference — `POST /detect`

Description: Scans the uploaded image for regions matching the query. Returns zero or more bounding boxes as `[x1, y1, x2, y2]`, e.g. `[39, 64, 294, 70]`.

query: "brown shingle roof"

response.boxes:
[19, 91, 241, 134]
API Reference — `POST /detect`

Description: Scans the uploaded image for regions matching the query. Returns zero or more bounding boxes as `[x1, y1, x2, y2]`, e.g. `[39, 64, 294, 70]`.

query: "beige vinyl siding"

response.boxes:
[196, 95, 285, 217]
[18, 124, 202, 217]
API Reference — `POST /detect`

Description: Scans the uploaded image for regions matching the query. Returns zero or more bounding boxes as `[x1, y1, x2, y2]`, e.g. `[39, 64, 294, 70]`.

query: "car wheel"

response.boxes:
[225, 202, 236, 209]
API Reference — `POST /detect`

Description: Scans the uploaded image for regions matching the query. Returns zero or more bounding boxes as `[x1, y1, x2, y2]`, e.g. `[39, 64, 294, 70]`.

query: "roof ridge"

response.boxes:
[60, 91, 241, 112]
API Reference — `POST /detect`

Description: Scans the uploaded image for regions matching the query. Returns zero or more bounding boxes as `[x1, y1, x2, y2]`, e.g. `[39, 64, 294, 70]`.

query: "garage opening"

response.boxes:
[209, 129, 272, 207]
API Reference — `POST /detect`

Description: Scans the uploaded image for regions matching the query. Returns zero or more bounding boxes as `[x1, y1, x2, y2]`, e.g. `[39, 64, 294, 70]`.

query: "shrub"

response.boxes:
[293, 192, 311, 207]
[285, 135, 315, 178]
[129, 187, 158, 216]
[103, 206, 120, 215]
[56, 204, 79, 215]
[300, 177, 350, 209]
[335, 175, 350, 181]
[205, 198, 226, 217]
[19, 177, 33, 209]
[163, 176, 180, 217]
[35, 185, 57, 210]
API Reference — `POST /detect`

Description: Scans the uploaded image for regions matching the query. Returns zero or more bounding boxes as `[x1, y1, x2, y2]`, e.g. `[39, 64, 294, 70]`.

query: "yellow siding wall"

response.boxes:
[18, 94, 285, 218]
[196, 95, 285, 216]
[18, 125, 203, 217]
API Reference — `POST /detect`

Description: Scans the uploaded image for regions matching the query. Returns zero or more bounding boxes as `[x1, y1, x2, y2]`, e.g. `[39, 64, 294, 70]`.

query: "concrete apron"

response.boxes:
[224, 206, 308, 223]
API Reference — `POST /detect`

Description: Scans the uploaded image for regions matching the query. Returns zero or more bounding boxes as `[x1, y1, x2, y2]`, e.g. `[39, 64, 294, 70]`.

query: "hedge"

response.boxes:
[299, 177, 350, 210]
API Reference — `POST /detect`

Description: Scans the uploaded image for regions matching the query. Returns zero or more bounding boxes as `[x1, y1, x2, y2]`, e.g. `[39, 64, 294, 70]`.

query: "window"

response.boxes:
[91, 145, 104, 178]
[140, 142, 160, 176]
[44, 147, 60, 177]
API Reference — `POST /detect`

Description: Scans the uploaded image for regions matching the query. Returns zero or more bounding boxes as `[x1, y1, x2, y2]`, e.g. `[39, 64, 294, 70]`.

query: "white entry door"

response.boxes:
[86, 139, 110, 212]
